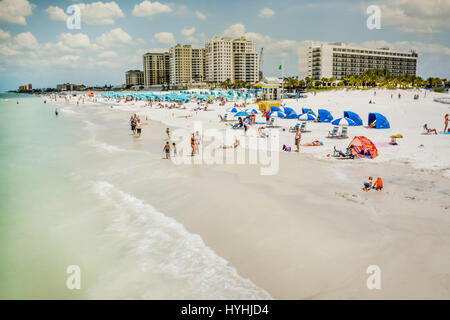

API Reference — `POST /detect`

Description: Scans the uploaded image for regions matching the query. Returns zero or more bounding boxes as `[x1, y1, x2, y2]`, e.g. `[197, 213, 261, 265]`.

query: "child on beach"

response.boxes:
[163, 142, 171, 159]
[363, 177, 373, 192]
[282, 145, 291, 152]
[444, 114, 449, 133]
[172, 143, 177, 157]
[373, 177, 383, 191]
[166, 128, 170, 139]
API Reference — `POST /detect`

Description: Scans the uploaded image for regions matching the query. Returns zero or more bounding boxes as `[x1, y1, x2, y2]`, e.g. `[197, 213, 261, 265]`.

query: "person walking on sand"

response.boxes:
[163, 141, 171, 159]
[295, 128, 301, 152]
[166, 127, 170, 139]
[190, 134, 196, 156]
[444, 114, 449, 133]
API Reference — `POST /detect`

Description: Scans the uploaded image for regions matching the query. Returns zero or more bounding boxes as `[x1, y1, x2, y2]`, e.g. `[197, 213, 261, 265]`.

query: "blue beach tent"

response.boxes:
[343, 111, 363, 126]
[302, 107, 316, 116]
[318, 109, 333, 123]
[368, 113, 390, 129]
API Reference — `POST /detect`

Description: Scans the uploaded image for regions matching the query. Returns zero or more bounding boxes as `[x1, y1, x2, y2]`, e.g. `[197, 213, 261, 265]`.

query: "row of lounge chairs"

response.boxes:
[327, 126, 348, 139]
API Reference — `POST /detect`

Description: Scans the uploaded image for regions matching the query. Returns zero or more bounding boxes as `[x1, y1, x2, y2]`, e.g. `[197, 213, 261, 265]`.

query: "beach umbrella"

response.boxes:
[284, 107, 295, 115]
[234, 111, 250, 117]
[270, 106, 282, 112]
[298, 113, 316, 121]
[246, 108, 259, 114]
[331, 117, 356, 126]
[285, 112, 299, 119]
[227, 107, 238, 113]
[268, 111, 286, 118]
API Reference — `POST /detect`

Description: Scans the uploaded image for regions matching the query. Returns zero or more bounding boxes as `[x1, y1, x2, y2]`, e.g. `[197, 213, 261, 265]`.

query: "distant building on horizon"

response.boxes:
[125, 70, 144, 87]
[18, 84, 32, 92]
[298, 42, 418, 80]
[56, 83, 86, 91]
[143, 52, 170, 87]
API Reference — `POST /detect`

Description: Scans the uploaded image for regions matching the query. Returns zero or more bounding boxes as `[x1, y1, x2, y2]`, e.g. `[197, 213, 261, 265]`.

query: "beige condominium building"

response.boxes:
[205, 36, 260, 83]
[232, 37, 259, 83]
[298, 42, 418, 80]
[125, 70, 144, 86]
[169, 44, 205, 85]
[143, 52, 170, 87]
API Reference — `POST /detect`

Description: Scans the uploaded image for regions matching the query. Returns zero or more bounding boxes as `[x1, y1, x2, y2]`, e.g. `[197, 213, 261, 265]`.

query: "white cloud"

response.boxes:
[0, 44, 20, 56]
[376, 0, 450, 33]
[181, 27, 195, 37]
[98, 51, 118, 58]
[53, 55, 80, 67]
[132, 1, 172, 18]
[45, 6, 68, 21]
[96, 28, 132, 47]
[222, 23, 246, 38]
[154, 32, 175, 45]
[59, 33, 91, 49]
[195, 11, 206, 20]
[0, 28, 11, 41]
[14, 32, 38, 50]
[0, 0, 34, 25]
[258, 8, 275, 19]
[96, 60, 121, 68]
[77, 1, 124, 25]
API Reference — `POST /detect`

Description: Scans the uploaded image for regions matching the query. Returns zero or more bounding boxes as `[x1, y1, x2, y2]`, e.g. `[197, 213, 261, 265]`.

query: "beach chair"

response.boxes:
[340, 126, 348, 138]
[300, 122, 307, 132]
[289, 123, 300, 132]
[267, 118, 275, 127]
[328, 126, 339, 138]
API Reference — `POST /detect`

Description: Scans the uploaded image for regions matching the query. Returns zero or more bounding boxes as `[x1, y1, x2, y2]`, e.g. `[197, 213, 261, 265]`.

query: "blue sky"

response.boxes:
[0, 0, 449, 90]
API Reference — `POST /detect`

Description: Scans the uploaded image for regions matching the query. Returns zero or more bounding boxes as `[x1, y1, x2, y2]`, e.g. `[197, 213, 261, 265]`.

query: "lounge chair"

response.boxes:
[328, 126, 339, 138]
[333, 146, 355, 159]
[300, 122, 307, 132]
[289, 123, 300, 132]
[267, 118, 275, 127]
[340, 126, 348, 138]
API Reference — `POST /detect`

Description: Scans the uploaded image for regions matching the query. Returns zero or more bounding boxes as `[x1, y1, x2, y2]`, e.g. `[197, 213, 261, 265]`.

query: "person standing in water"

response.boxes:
[55, 108, 59, 116]
[136, 119, 142, 137]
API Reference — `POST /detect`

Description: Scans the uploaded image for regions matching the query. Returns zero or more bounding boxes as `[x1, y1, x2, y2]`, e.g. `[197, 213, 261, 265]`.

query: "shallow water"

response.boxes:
[0, 94, 270, 299]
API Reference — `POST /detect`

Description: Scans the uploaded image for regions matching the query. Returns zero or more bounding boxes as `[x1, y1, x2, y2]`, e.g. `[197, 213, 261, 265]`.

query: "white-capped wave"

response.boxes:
[88, 181, 272, 300]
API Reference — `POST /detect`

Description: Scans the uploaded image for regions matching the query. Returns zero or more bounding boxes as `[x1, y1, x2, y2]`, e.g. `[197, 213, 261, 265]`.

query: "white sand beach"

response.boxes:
[40, 88, 450, 299]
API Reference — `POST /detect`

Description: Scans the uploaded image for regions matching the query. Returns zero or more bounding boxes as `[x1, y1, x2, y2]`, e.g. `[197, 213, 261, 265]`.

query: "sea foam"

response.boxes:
[88, 181, 272, 299]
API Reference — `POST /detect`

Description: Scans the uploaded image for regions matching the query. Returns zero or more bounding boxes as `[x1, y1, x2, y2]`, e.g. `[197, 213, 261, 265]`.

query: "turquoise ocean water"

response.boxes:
[0, 93, 270, 299]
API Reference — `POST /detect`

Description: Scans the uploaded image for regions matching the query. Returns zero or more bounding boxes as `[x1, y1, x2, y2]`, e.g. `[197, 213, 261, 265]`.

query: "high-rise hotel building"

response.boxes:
[205, 36, 259, 83]
[232, 37, 260, 83]
[169, 44, 205, 85]
[143, 52, 170, 87]
[298, 42, 418, 80]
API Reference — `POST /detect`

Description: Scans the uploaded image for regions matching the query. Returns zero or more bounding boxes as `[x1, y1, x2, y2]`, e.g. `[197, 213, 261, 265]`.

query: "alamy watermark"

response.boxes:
[66, 265, 81, 290]
[366, 265, 381, 290]
[66, 5, 81, 30]
[168, 121, 280, 175]
[366, 5, 381, 30]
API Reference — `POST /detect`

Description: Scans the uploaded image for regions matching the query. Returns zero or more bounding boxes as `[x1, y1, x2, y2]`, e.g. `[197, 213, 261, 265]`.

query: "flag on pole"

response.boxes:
[278, 64, 283, 70]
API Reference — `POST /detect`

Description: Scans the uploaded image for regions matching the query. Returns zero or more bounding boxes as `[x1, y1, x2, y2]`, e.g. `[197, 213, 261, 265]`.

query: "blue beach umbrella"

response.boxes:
[298, 113, 316, 121]
[331, 117, 356, 126]
[234, 111, 250, 117]
[227, 107, 238, 113]
[246, 108, 259, 114]
[270, 106, 282, 112]
[268, 111, 286, 118]
[285, 112, 299, 119]
[284, 107, 294, 115]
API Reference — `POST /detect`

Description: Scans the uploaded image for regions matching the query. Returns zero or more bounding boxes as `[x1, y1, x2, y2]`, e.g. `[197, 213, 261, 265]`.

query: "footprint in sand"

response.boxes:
[335, 192, 364, 204]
